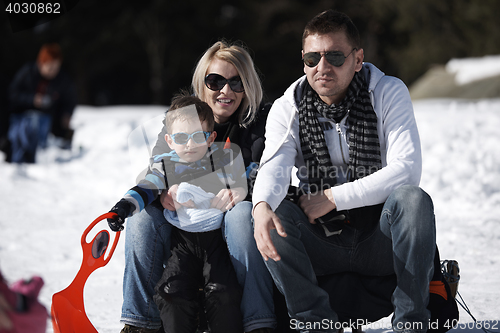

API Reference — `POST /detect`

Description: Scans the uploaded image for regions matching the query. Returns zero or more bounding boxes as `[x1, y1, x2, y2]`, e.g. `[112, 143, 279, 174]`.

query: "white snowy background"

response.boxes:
[1, 57, 499, 332]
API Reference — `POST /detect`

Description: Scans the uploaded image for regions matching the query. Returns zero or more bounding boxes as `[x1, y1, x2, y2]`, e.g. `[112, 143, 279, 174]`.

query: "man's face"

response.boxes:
[166, 119, 216, 163]
[302, 31, 363, 105]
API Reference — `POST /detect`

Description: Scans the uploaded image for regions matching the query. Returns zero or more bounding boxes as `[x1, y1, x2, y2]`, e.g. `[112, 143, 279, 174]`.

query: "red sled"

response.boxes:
[51, 212, 121, 333]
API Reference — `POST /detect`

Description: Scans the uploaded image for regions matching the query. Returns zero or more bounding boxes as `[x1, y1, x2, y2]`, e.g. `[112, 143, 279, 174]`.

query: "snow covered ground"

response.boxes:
[1, 98, 499, 333]
[1, 66, 500, 332]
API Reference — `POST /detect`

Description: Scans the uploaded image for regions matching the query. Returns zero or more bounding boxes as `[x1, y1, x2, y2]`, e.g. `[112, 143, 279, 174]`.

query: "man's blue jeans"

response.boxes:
[265, 185, 436, 333]
[121, 200, 276, 331]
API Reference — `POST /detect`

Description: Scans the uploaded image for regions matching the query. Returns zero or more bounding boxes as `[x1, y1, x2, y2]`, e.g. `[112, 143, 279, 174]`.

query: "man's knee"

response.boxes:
[385, 185, 436, 237]
[390, 185, 432, 208]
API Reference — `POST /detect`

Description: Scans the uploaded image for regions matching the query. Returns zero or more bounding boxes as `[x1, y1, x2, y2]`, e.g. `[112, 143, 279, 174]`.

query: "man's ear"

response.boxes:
[207, 131, 217, 146]
[165, 134, 175, 150]
[301, 50, 306, 74]
[354, 48, 364, 72]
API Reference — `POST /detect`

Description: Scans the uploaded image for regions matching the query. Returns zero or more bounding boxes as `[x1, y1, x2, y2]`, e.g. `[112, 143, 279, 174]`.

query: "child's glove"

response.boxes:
[107, 199, 132, 232]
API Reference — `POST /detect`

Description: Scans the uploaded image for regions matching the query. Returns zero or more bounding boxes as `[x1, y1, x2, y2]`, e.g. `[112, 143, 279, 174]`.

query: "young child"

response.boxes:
[107, 94, 246, 333]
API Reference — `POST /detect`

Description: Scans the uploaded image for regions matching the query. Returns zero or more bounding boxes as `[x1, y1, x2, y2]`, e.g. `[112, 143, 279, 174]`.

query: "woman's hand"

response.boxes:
[210, 187, 246, 212]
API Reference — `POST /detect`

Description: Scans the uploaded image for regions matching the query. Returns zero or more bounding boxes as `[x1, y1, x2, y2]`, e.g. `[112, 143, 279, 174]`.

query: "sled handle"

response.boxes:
[81, 212, 121, 268]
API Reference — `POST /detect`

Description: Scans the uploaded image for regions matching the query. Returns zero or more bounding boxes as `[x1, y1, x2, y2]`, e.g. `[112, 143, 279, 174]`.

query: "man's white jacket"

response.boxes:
[252, 63, 422, 212]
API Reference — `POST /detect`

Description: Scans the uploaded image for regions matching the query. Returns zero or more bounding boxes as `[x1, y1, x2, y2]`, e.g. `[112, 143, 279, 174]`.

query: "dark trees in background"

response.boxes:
[1, 0, 499, 106]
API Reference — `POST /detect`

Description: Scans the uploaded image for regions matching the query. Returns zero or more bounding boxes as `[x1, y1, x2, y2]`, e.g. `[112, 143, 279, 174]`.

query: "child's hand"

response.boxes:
[166, 184, 183, 210]
[167, 184, 195, 208]
[160, 189, 176, 211]
[107, 199, 133, 232]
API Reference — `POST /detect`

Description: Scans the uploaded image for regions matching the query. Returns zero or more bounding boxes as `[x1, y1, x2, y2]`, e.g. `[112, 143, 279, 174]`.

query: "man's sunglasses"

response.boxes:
[170, 131, 212, 145]
[205, 73, 245, 93]
[303, 48, 357, 68]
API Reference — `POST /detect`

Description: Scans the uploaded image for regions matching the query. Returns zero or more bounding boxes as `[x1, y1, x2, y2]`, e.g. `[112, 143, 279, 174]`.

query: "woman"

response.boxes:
[120, 41, 276, 333]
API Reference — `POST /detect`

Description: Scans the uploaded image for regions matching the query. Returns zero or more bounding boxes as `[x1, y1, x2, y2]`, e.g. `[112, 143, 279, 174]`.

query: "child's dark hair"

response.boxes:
[164, 92, 215, 134]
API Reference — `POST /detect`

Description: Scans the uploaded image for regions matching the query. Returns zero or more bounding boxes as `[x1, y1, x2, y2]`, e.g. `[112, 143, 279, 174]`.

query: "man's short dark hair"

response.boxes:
[302, 10, 361, 49]
[164, 92, 215, 133]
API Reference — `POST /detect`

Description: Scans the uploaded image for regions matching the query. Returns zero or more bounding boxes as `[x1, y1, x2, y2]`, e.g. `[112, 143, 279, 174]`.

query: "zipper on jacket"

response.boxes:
[335, 122, 348, 165]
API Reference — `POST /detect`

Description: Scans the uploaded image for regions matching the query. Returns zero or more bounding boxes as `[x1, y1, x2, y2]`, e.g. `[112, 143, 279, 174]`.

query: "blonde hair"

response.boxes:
[192, 40, 263, 128]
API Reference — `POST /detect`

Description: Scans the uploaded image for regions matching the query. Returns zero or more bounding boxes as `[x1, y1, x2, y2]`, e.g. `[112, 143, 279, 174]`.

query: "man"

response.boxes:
[253, 10, 445, 333]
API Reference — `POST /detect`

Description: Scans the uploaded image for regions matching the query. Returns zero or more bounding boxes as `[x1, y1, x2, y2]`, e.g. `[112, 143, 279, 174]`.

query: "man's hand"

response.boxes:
[210, 187, 246, 212]
[253, 202, 287, 261]
[298, 189, 337, 224]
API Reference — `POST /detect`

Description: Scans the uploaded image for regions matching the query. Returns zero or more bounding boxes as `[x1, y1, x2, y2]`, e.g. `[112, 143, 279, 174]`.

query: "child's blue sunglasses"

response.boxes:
[170, 131, 211, 145]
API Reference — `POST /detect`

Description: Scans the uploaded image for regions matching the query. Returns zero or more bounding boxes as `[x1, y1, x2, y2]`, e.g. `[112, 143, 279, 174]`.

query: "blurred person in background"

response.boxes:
[8, 43, 76, 166]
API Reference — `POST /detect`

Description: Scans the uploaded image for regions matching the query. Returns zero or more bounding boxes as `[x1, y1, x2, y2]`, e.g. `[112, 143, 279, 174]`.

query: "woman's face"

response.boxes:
[204, 58, 245, 124]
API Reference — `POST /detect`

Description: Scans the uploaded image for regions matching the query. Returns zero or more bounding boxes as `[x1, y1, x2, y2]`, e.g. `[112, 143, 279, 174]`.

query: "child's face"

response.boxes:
[166, 119, 216, 162]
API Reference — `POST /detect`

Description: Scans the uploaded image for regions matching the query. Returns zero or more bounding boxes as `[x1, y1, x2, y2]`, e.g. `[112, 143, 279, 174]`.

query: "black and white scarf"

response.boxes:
[298, 70, 382, 188]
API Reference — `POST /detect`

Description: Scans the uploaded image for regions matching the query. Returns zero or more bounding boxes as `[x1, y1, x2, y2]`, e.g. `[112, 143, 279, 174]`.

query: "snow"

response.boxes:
[0, 106, 166, 333]
[1, 84, 500, 331]
[446, 55, 500, 85]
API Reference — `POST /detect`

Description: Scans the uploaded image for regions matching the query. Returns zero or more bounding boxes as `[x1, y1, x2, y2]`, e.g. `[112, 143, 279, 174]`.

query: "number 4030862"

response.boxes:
[444, 319, 499, 330]
[5, 2, 61, 14]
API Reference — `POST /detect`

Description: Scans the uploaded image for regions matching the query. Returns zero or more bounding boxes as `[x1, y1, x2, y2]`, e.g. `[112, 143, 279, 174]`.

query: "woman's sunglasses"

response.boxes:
[205, 73, 244, 93]
[303, 48, 357, 68]
[170, 131, 212, 145]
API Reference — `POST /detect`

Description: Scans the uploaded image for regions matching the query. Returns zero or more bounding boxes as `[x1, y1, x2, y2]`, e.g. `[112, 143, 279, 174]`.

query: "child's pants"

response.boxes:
[154, 227, 243, 333]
